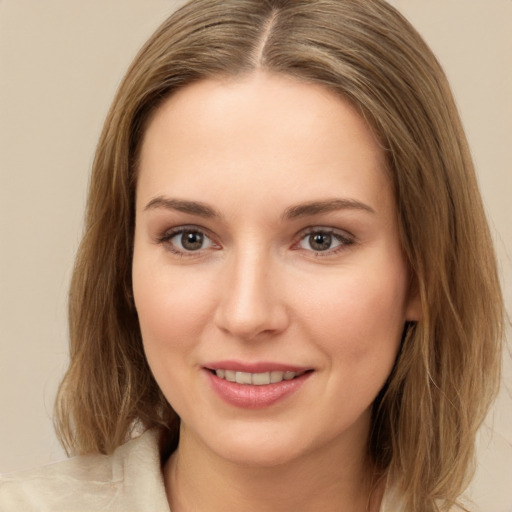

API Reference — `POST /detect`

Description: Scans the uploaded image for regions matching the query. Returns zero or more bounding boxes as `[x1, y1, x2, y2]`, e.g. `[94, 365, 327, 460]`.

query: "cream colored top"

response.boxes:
[0, 429, 404, 511]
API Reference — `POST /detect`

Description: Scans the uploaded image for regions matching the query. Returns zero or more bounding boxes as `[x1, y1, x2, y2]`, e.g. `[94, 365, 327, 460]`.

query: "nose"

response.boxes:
[213, 249, 290, 340]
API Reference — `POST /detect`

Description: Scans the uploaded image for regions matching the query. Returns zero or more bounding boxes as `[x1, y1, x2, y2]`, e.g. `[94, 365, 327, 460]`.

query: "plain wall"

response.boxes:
[1, 1, 510, 510]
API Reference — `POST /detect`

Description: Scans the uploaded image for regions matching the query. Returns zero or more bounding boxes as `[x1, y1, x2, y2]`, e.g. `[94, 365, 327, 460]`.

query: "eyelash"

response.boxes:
[156, 226, 355, 257]
[156, 226, 219, 257]
[293, 227, 355, 257]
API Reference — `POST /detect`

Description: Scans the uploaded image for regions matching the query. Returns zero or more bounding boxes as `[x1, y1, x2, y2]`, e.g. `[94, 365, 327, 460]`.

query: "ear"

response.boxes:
[405, 283, 422, 321]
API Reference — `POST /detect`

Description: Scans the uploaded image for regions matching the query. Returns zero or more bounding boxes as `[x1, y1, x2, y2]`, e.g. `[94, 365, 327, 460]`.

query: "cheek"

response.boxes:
[132, 259, 215, 413]
[132, 250, 214, 357]
[298, 266, 408, 370]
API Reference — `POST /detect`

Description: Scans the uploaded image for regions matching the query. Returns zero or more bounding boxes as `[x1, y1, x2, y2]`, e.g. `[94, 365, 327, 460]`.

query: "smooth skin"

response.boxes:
[132, 71, 421, 512]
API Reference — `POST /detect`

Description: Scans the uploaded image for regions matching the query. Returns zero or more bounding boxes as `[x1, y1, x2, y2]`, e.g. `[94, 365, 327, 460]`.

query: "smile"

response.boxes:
[203, 361, 314, 408]
[213, 369, 307, 386]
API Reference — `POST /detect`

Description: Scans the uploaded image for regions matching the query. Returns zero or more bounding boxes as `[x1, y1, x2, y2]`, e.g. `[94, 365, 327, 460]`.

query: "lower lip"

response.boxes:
[206, 370, 312, 409]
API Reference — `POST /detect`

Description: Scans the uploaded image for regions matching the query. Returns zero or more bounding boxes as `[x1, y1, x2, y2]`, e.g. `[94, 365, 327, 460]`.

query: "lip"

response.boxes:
[203, 361, 313, 409]
[204, 360, 310, 373]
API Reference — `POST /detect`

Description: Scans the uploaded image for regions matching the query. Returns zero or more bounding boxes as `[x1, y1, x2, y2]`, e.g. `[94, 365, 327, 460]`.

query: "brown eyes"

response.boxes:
[158, 227, 354, 256]
[297, 229, 354, 253]
[303, 232, 337, 252]
[180, 231, 207, 251]
[160, 228, 216, 253]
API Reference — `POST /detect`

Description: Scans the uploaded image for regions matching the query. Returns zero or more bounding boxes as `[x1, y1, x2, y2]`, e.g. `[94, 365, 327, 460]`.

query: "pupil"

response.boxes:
[310, 233, 331, 251]
[182, 231, 203, 250]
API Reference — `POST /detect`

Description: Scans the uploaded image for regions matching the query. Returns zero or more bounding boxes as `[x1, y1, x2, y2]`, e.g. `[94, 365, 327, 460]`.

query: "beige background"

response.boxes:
[0, 1, 510, 510]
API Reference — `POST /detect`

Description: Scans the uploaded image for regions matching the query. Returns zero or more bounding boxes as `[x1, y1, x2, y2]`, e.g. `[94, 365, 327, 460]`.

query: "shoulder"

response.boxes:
[0, 429, 170, 512]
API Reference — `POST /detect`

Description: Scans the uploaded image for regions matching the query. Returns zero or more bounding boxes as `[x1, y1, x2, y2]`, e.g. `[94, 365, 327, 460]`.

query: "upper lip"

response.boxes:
[203, 360, 312, 373]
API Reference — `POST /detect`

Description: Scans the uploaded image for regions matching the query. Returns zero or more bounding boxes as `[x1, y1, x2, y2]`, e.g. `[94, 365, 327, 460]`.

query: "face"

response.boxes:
[133, 72, 420, 468]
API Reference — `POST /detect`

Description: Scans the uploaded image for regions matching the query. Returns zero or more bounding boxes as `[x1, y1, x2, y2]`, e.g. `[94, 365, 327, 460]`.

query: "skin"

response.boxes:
[132, 71, 421, 512]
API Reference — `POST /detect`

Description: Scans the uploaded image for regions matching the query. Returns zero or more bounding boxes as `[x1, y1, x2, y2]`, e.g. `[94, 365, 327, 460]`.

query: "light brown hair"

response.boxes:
[54, 1, 504, 510]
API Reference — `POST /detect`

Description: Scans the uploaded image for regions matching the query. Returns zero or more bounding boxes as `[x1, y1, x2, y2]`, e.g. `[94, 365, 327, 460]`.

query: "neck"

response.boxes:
[163, 424, 384, 512]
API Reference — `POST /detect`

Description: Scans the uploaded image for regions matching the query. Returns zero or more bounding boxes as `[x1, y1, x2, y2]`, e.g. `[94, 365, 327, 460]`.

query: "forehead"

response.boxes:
[137, 71, 391, 217]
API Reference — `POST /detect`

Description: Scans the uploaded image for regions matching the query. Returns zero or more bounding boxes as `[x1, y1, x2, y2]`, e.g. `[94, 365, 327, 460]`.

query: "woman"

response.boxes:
[0, 0, 504, 511]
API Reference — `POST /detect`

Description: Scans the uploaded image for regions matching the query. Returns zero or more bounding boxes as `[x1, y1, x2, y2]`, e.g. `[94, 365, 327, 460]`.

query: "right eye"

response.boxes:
[159, 227, 218, 255]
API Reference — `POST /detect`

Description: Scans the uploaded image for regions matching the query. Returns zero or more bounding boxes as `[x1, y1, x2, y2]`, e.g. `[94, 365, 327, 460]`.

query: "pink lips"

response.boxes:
[204, 360, 312, 409]
[205, 360, 309, 373]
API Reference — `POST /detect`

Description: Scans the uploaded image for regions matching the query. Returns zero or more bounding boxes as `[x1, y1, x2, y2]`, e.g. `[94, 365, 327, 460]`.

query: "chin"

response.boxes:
[191, 415, 366, 470]
[182, 419, 309, 468]
[213, 437, 308, 468]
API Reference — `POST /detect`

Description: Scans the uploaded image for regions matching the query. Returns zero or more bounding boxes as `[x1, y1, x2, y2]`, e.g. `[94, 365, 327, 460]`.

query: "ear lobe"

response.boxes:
[405, 289, 422, 321]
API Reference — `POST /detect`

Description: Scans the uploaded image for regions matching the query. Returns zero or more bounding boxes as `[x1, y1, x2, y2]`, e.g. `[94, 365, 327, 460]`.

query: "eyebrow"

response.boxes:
[144, 196, 220, 218]
[143, 196, 375, 220]
[283, 198, 375, 219]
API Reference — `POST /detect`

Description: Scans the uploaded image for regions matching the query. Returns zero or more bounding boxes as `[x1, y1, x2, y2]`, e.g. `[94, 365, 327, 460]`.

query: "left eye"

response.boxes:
[298, 230, 352, 252]
[168, 229, 215, 252]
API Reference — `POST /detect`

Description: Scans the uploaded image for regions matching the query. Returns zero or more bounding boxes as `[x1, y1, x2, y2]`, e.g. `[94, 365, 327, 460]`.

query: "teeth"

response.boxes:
[270, 371, 284, 383]
[214, 369, 304, 385]
[225, 370, 236, 382]
[236, 371, 252, 384]
[252, 372, 271, 385]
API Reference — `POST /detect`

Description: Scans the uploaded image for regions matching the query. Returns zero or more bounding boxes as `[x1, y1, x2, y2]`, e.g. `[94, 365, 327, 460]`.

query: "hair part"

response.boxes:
[54, 1, 504, 511]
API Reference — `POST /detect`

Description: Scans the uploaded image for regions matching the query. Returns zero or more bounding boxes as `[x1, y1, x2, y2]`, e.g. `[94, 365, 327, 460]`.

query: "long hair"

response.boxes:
[54, 1, 504, 510]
